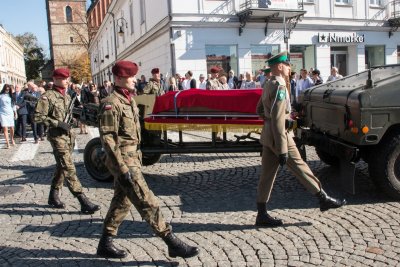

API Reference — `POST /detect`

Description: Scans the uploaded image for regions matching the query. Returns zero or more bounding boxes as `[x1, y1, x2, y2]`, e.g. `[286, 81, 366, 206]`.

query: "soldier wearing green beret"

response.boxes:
[255, 51, 346, 227]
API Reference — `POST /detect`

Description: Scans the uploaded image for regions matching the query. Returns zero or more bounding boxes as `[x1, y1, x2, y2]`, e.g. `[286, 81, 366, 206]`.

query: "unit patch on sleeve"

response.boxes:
[277, 86, 286, 101]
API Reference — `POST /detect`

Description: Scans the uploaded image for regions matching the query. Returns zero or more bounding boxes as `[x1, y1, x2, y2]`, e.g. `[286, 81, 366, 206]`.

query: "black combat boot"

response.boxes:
[76, 193, 100, 214]
[162, 233, 199, 258]
[48, 188, 66, 209]
[255, 202, 283, 227]
[317, 189, 347, 212]
[97, 235, 127, 258]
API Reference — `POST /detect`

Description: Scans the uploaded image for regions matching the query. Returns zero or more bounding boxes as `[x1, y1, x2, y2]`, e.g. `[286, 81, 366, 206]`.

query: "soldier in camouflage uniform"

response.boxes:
[96, 61, 199, 259]
[143, 68, 165, 95]
[255, 51, 346, 227]
[34, 68, 100, 214]
[206, 66, 222, 90]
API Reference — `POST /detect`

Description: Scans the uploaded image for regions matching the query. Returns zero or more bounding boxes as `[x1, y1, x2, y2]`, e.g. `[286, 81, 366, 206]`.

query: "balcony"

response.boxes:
[388, 0, 400, 37]
[237, 0, 306, 36]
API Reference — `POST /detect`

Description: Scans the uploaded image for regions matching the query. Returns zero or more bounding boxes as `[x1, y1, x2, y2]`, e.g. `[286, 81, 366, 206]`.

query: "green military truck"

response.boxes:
[296, 64, 400, 199]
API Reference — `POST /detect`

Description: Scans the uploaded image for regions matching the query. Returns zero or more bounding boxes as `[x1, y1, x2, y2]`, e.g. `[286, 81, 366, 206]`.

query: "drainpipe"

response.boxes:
[168, 0, 177, 76]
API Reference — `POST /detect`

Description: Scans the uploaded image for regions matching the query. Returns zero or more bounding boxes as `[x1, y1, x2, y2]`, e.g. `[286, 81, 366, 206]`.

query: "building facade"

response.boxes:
[88, 0, 400, 85]
[0, 25, 26, 87]
[46, 0, 89, 70]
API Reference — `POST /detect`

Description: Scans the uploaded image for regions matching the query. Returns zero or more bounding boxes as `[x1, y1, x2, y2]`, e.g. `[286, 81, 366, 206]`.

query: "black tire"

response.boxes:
[369, 133, 400, 199]
[315, 146, 340, 167]
[142, 153, 162, 166]
[84, 137, 113, 182]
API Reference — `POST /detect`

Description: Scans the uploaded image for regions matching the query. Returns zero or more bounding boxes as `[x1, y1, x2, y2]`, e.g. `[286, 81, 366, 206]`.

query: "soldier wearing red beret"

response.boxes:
[97, 60, 199, 259]
[34, 68, 100, 214]
[143, 67, 165, 95]
[206, 66, 222, 90]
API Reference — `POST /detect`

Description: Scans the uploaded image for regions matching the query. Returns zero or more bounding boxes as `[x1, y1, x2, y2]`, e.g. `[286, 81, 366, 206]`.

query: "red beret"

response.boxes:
[112, 61, 138, 77]
[210, 66, 220, 74]
[151, 68, 160, 74]
[53, 68, 70, 78]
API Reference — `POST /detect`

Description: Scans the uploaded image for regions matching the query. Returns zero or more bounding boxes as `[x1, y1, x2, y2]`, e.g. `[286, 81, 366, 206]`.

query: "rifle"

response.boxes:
[64, 94, 77, 125]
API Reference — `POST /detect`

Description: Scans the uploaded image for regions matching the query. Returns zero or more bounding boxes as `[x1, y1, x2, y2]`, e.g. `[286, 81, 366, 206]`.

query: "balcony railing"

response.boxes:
[389, 0, 400, 19]
[238, 0, 304, 11]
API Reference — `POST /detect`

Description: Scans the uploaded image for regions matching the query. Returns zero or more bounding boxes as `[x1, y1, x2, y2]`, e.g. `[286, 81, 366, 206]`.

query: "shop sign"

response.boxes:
[318, 32, 365, 43]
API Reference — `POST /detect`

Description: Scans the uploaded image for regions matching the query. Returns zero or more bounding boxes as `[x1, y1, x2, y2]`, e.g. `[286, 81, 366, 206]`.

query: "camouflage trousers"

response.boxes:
[48, 128, 83, 195]
[103, 150, 171, 237]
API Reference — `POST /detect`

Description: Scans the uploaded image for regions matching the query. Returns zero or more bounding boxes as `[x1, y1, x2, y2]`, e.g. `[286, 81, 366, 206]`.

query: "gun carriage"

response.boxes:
[76, 89, 264, 182]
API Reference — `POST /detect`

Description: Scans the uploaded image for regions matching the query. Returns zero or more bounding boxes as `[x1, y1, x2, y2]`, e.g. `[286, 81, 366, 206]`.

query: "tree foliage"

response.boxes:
[15, 33, 47, 81]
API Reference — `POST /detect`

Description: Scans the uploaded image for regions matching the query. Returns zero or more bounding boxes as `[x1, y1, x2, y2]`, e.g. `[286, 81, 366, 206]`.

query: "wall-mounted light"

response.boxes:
[176, 30, 182, 37]
[105, 54, 109, 59]
[116, 17, 128, 37]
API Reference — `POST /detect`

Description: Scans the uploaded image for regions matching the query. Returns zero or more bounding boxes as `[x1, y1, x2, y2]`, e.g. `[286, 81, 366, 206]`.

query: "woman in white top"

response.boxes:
[0, 84, 17, 148]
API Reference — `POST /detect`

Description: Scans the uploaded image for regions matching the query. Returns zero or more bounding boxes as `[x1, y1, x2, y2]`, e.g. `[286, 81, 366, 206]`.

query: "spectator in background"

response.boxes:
[227, 70, 238, 89]
[290, 71, 297, 105]
[327, 67, 343, 82]
[87, 84, 100, 104]
[311, 69, 323, 86]
[46, 82, 54, 91]
[168, 76, 178, 92]
[137, 75, 148, 95]
[295, 69, 314, 102]
[99, 80, 113, 99]
[0, 84, 16, 148]
[240, 72, 256, 89]
[237, 73, 245, 89]
[261, 67, 272, 88]
[13, 85, 28, 140]
[256, 69, 266, 86]
[219, 75, 229, 89]
[25, 82, 43, 143]
[175, 73, 183, 90]
[183, 71, 196, 89]
[73, 86, 88, 134]
[198, 74, 207, 89]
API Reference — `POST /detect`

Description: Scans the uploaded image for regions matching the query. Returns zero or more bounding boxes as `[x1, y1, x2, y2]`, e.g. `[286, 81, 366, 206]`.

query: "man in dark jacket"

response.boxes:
[13, 85, 28, 140]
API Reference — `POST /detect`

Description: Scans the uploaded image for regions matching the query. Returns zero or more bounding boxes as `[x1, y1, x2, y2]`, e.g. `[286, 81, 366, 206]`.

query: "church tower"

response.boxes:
[45, 0, 88, 70]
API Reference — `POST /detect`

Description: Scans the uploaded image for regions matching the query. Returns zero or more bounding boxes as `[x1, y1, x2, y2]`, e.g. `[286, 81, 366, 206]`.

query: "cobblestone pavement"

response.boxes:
[0, 128, 399, 266]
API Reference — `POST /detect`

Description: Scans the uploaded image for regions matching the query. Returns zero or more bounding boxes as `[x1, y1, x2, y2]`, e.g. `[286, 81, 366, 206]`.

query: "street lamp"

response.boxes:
[107, 11, 128, 62]
[116, 17, 128, 37]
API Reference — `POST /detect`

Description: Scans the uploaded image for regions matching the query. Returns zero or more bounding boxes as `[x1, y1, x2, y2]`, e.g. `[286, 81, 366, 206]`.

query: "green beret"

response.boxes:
[266, 51, 290, 66]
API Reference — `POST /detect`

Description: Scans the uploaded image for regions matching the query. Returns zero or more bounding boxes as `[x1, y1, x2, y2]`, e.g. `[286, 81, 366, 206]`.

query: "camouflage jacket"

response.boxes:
[34, 89, 71, 128]
[98, 89, 141, 176]
[143, 79, 163, 96]
[206, 78, 222, 90]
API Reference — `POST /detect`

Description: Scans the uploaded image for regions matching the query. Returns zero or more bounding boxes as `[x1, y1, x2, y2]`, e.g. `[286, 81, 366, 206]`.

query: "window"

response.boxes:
[290, 45, 316, 73]
[365, 46, 385, 68]
[370, 0, 383, 6]
[303, 0, 315, 3]
[70, 37, 74, 43]
[140, 0, 146, 24]
[205, 45, 238, 75]
[66, 6, 73, 22]
[250, 45, 279, 75]
[129, 2, 134, 34]
[336, 0, 350, 4]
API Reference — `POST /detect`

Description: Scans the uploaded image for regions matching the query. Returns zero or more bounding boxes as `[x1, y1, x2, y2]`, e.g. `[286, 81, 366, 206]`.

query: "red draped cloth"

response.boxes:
[152, 89, 262, 114]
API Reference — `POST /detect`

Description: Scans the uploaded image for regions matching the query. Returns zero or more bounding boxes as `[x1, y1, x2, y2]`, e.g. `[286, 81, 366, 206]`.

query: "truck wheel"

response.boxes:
[142, 153, 162, 166]
[315, 146, 339, 167]
[84, 137, 113, 182]
[369, 133, 400, 199]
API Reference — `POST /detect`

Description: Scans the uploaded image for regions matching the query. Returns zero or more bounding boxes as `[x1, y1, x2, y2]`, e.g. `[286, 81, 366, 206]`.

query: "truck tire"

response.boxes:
[315, 146, 340, 167]
[142, 153, 162, 166]
[369, 133, 400, 199]
[84, 137, 113, 182]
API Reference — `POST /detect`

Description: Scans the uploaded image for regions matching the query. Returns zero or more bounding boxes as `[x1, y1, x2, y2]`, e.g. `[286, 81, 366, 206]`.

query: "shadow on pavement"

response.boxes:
[0, 246, 177, 266]
[18, 218, 313, 239]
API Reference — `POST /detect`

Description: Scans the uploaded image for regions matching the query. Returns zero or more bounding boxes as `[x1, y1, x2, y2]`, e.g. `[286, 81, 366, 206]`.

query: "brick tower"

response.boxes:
[45, 0, 88, 70]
